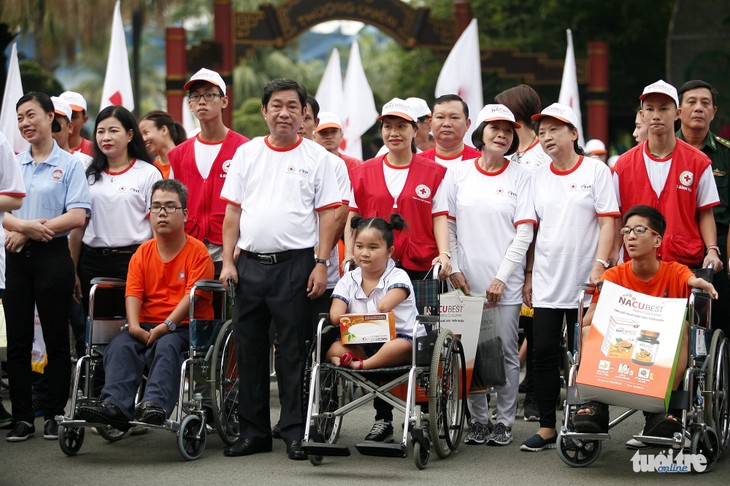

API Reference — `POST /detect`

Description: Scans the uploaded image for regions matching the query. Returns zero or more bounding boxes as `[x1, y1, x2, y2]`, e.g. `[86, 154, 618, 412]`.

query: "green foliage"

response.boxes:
[233, 97, 268, 138]
[19, 60, 64, 95]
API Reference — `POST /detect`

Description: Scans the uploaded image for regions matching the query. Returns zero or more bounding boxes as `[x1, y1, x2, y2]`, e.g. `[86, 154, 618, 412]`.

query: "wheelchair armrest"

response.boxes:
[90, 277, 126, 289]
[192, 279, 225, 292]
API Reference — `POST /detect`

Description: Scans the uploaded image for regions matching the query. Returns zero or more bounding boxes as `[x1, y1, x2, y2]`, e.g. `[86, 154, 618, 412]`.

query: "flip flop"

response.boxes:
[340, 352, 364, 369]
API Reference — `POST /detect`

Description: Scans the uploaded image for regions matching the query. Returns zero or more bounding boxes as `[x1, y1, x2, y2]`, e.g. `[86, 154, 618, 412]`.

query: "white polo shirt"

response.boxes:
[221, 136, 341, 253]
[531, 156, 619, 308]
[332, 259, 424, 338]
[325, 152, 351, 288]
[510, 138, 551, 170]
[444, 158, 535, 304]
[82, 159, 162, 247]
[0, 132, 26, 289]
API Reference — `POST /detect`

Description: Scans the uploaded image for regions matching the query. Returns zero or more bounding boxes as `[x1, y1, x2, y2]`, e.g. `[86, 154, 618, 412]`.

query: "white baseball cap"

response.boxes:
[476, 104, 522, 129]
[184, 68, 226, 96]
[316, 112, 342, 131]
[585, 138, 607, 155]
[378, 98, 417, 122]
[60, 91, 87, 112]
[406, 97, 431, 119]
[51, 96, 72, 121]
[640, 79, 679, 107]
[531, 103, 580, 127]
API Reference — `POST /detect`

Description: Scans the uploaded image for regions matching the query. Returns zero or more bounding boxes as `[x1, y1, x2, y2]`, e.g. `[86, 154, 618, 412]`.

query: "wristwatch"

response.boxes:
[595, 258, 612, 269]
[163, 319, 177, 332]
[315, 258, 330, 267]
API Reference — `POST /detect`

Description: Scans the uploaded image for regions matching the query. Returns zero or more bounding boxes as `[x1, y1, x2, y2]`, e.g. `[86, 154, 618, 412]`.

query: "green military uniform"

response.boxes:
[677, 128, 730, 337]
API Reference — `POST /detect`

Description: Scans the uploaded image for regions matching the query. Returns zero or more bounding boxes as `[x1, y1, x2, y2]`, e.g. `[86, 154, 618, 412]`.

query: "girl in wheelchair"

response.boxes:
[574, 205, 717, 437]
[326, 214, 426, 371]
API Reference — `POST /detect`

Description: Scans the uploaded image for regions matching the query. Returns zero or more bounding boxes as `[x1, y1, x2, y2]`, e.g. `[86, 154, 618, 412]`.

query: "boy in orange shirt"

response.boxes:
[78, 180, 214, 430]
[575, 205, 716, 437]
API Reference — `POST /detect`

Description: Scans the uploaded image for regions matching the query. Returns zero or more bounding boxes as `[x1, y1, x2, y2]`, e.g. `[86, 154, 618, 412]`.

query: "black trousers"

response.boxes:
[531, 307, 578, 430]
[5, 238, 74, 422]
[234, 250, 314, 442]
[78, 245, 134, 318]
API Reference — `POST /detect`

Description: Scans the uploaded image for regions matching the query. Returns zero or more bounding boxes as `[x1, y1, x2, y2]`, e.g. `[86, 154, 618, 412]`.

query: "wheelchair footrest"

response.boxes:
[634, 434, 686, 449]
[301, 442, 351, 456]
[355, 442, 408, 458]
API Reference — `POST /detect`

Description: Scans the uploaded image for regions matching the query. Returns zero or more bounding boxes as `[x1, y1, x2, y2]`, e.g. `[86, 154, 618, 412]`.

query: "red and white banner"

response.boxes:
[558, 29, 584, 147]
[315, 48, 344, 121]
[100, 1, 134, 111]
[435, 18, 483, 144]
[341, 40, 378, 160]
[0, 43, 29, 154]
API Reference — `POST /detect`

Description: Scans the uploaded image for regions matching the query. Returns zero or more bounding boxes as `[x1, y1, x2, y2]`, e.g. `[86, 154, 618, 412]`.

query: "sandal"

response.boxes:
[573, 401, 609, 433]
[643, 412, 682, 438]
[340, 352, 364, 369]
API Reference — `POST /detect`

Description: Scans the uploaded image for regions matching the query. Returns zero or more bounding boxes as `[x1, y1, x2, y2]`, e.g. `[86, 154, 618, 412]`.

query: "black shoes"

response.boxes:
[285, 439, 307, 460]
[135, 401, 166, 426]
[272, 421, 281, 439]
[77, 402, 130, 431]
[6, 421, 35, 442]
[224, 437, 273, 457]
[43, 419, 59, 440]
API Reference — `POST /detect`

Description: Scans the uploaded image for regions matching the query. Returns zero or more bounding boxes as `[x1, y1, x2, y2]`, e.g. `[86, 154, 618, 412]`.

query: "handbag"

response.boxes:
[471, 303, 507, 391]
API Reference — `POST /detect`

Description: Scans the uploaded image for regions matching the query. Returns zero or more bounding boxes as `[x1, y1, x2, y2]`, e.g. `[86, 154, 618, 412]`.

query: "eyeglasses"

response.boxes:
[150, 204, 183, 214]
[620, 225, 659, 236]
[188, 93, 223, 102]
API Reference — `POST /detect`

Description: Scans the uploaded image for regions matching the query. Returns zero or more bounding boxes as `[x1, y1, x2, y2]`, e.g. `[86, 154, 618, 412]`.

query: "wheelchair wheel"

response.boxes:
[556, 433, 602, 467]
[210, 320, 240, 446]
[413, 439, 430, 470]
[428, 329, 466, 459]
[312, 366, 344, 444]
[177, 414, 207, 461]
[58, 425, 85, 456]
[96, 425, 129, 442]
[706, 330, 730, 451]
[690, 427, 719, 472]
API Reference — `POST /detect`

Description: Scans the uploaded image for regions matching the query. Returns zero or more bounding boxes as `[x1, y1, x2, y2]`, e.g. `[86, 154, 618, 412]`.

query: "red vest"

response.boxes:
[615, 139, 713, 266]
[351, 154, 447, 271]
[168, 130, 249, 245]
[420, 145, 481, 162]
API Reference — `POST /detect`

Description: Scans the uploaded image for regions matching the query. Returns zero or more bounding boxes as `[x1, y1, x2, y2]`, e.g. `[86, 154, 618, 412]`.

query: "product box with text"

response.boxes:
[576, 281, 686, 413]
[339, 312, 396, 345]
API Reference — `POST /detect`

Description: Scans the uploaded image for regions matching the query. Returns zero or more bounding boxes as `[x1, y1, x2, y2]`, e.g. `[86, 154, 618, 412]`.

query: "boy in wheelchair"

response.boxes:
[325, 215, 426, 438]
[78, 180, 214, 430]
[574, 205, 716, 437]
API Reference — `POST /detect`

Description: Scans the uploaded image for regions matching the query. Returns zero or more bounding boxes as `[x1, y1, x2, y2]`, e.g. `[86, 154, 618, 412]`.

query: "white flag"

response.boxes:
[435, 18, 483, 145]
[100, 1, 134, 111]
[558, 29, 584, 147]
[0, 43, 29, 154]
[315, 48, 344, 120]
[341, 40, 378, 160]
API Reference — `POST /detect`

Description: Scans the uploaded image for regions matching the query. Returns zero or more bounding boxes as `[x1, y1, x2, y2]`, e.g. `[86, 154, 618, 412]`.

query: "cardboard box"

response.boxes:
[576, 281, 686, 413]
[339, 312, 395, 344]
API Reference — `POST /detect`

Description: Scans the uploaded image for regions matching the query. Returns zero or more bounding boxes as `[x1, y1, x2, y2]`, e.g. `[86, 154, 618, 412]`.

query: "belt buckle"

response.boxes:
[258, 254, 276, 265]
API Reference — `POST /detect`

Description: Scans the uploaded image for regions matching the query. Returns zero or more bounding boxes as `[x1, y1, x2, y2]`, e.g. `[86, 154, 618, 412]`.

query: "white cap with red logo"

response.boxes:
[531, 103, 580, 127]
[316, 112, 342, 131]
[476, 104, 522, 128]
[378, 98, 418, 122]
[640, 79, 679, 107]
[60, 91, 87, 112]
[51, 96, 72, 121]
[184, 68, 227, 96]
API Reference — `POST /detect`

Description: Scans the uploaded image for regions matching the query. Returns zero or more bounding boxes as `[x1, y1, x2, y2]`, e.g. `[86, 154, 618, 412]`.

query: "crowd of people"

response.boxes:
[1, 69, 728, 463]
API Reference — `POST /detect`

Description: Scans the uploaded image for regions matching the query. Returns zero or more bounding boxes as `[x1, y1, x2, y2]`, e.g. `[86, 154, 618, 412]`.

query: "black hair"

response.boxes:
[471, 120, 520, 155]
[306, 95, 320, 119]
[262, 79, 307, 109]
[16, 91, 58, 133]
[87, 105, 154, 183]
[350, 214, 406, 249]
[535, 118, 585, 156]
[623, 205, 666, 237]
[151, 179, 188, 209]
[495, 84, 542, 131]
[187, 80, 224, 97]
[678, 80, 718, 107]
[141, 110, 187, 145]
[379, 116, 418, 153]
[433, 94, 469, 119]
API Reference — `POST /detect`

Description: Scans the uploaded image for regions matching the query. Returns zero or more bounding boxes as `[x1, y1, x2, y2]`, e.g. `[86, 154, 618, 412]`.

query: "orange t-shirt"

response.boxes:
[153, 156, 171, 179]
[593, 260, 694, 302]
[126, 236, 214, 323]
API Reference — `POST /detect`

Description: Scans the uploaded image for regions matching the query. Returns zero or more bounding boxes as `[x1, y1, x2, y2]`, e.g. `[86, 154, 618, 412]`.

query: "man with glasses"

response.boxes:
[78, 179, 214, 429]
[573, 205, 716, 439]
[169, 68, 248, 274]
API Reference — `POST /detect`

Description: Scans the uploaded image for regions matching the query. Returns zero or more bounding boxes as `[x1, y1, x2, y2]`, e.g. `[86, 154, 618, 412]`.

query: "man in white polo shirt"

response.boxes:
[220, 79, 340, 461]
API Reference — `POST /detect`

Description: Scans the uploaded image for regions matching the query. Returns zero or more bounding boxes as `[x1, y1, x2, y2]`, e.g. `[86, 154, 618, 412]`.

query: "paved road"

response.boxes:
[1, 383, 728, 485]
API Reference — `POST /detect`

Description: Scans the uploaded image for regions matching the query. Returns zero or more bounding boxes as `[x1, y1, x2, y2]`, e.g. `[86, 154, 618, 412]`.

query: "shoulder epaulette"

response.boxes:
[714, 135, 730, 150]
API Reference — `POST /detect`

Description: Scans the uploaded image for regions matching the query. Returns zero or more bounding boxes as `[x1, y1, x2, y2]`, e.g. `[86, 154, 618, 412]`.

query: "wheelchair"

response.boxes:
[55, 278, 239, 460]
[301, 266, 467, 470]
[557, 277, 730, 471]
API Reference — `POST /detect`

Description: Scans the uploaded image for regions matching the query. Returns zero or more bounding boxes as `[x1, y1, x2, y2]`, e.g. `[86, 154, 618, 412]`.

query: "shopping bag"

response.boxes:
[411, 278, 440, 316]
[439, 290, 485, 395]
[31, 305, 47, 374]
[472, 303, 506, 391]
